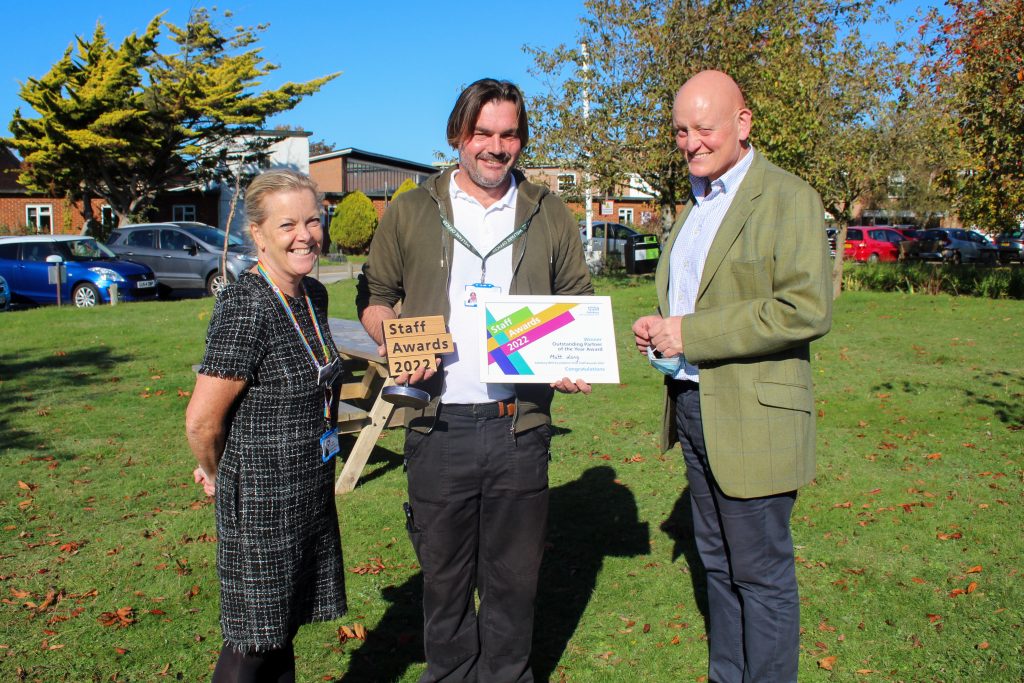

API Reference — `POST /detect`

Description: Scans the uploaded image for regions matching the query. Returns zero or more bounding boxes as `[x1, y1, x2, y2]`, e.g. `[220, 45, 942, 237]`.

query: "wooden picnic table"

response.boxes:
[328, 318, 399, 494]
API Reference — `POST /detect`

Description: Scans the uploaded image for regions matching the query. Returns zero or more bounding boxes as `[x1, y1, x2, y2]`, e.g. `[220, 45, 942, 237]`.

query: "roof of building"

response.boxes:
[310, 147, 435, 174]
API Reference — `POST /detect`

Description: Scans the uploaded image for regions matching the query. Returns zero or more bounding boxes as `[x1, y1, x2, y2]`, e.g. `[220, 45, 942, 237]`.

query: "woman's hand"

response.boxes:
[193, 466, 216, 497]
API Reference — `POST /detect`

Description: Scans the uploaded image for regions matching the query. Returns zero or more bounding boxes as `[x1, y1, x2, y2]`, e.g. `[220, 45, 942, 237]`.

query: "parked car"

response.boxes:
[0, 274, 10, 311]
[915, 228, 999, 264]
[888, 226, 923, 261]
[579, 221, 661, 271]
[0, 235, 158, 308]
[994, 228, 1024, 263]
[106, 222, 258, 296]
[843, 226, 906, 263]
[826, 228, 838, 258]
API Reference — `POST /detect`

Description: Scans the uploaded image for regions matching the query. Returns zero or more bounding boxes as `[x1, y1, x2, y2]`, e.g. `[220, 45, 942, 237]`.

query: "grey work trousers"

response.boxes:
[673, 381, 800, 683]
[404, 409, 551, 683]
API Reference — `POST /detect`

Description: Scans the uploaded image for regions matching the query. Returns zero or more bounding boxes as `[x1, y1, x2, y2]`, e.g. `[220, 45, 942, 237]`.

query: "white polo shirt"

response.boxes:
[441, 170, 516, 404]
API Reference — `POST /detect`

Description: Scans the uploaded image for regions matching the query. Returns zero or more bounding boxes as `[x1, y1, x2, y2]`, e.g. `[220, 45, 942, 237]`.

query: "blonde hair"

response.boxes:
[245, 169, 324, 226]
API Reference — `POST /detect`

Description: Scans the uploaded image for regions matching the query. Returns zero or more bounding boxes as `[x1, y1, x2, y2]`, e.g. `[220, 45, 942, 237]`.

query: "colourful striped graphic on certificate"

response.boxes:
[485, 303, 577, 375]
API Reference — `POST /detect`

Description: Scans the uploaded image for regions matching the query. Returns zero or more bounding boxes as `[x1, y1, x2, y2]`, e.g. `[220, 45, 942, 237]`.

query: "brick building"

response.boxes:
[309, 148, 437, 221]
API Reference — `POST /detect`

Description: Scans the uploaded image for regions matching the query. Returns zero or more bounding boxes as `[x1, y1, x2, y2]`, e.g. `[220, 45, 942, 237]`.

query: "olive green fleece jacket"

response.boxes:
[356, 166, 594, 433]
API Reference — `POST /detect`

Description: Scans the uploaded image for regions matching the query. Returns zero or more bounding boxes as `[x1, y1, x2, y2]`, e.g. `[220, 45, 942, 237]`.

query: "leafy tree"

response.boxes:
[921, 0, 1024, 232]
[330, 191, 377, 253]
[5, 9, 339, 227]
[526, 0, 905, 297]
[309, 139, 336, 157]
[7, 19, 160, 232]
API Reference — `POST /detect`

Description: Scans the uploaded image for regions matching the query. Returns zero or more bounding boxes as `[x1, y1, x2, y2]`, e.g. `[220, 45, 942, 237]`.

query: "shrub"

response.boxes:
[841, 262, 1024, 299]
[330, 191, 377, 254]
[390, 178, 418, 201]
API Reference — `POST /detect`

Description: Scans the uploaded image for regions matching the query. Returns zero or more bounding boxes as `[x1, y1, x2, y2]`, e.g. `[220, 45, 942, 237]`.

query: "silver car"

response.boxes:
[106, 223, 257, 296]
[915, 228, 999, 265]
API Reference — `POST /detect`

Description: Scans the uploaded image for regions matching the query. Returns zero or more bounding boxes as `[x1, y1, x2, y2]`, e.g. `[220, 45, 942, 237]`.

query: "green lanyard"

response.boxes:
[438, 212, 530, 285]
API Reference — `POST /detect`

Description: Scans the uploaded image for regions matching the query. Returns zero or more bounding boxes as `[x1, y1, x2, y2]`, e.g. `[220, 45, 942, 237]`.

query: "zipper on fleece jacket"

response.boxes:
[426, 179, 544, 438]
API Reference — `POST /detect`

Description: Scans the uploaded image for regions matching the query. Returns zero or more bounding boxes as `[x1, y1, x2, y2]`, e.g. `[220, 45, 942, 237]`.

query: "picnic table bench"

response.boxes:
[328, 318, 400, 494]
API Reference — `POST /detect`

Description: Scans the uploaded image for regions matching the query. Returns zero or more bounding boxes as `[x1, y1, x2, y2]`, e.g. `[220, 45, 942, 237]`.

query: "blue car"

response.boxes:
[0, 235, 158, 308]
[0, 274, 10, 311]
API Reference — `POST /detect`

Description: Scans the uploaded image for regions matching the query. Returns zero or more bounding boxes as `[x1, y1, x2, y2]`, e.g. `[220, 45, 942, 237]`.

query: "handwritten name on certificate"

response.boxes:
[478, 295, 620, 384]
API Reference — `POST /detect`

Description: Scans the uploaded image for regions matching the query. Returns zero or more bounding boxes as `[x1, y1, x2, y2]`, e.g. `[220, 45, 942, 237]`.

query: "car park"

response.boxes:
[579, 221, 661, 272]
[843, 226, 906, 263]
[106, 222, 257, 296]
[914, 228, 999, 264]
[995, 228, 1023, 263]
[0, 235, 158, 307]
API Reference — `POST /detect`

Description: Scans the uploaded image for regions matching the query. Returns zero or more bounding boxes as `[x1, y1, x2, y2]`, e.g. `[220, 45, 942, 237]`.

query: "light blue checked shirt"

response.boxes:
[668, 147, 755, 382]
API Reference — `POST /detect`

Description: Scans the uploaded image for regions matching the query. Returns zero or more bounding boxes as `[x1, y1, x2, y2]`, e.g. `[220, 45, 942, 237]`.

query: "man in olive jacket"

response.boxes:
[633, 71, 832, 682]
[357, 78, 592, 683]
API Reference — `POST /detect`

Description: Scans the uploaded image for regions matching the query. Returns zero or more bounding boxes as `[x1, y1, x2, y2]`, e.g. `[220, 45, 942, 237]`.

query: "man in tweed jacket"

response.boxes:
[633, 70, 832, 682]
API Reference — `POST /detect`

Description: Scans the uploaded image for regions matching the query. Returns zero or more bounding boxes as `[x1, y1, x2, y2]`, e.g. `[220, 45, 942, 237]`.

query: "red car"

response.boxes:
[843, 226, 908, 263]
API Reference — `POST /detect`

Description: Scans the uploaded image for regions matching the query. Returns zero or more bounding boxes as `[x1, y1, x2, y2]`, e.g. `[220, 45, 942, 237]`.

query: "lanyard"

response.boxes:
[438, 212, 530, 285]
[256, 263, 333, 420]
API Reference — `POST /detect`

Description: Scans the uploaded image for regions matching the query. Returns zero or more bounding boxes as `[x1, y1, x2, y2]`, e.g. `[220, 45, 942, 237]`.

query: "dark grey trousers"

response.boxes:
[404, 410, 550, 683]
[673, 382, 800, 683]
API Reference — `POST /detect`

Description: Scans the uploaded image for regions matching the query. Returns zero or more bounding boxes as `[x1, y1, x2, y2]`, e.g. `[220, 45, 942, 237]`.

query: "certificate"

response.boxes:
[478, 295, 620, 384]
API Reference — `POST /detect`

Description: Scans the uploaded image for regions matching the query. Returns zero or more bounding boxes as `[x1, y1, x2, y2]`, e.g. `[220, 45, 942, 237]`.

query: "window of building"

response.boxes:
[618, 208, 634, 225]
[26, 205, 53, 233]
[557, 173, 577, 193]
[101, 206, 116, 229]
[887, 173, 906, 200]
[172, 204, 197, 222]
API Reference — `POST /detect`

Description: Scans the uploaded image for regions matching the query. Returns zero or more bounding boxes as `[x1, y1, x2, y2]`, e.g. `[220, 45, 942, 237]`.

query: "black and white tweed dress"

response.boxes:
[198, 271, 346, 652]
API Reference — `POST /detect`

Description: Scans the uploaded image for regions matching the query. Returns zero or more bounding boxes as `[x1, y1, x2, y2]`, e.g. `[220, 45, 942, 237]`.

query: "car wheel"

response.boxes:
[867, 253, 880, 264]
[206, 270, 234, 297]
[72, 283, 100, 308]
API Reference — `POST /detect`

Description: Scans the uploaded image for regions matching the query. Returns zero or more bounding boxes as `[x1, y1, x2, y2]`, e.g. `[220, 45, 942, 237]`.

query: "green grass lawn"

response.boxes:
[1, 281, 1021, 681]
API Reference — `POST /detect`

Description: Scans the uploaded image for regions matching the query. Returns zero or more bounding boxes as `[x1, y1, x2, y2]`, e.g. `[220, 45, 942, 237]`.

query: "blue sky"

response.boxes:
[0, 1, 930, 166]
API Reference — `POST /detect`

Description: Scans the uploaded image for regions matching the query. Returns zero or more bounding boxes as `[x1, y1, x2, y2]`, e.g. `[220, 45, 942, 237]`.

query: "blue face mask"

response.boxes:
[647, 346, 686, 376]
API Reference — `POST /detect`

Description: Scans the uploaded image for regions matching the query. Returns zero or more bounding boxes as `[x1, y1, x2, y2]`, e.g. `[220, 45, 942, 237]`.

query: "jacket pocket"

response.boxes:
[754, 381, 812, 414]
[730, 258, 770, 299]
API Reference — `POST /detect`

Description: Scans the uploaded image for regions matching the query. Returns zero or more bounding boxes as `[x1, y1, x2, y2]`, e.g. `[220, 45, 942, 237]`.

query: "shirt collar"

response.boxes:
[689, 146, 755, 203]
[450, 169, 518, 210]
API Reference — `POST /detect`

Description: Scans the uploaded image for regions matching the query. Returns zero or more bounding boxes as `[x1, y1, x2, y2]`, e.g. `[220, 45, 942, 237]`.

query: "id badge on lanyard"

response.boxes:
[463, 282, 500, 307]
[320, 427, 340, 463]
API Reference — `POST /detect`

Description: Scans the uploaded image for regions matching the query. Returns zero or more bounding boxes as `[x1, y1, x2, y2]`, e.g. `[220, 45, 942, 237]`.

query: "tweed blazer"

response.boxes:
[657, 150, 832, 498]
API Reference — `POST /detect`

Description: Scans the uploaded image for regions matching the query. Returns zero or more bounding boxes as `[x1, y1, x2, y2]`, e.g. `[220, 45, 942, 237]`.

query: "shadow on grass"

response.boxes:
[0, 347, 132, 455]
[965, 370, 1024, 426]
[349, 443, 404, 488]
[660, 488, 710, 623]
[533, 466, 650, 681]
[338, 466, 649, 683]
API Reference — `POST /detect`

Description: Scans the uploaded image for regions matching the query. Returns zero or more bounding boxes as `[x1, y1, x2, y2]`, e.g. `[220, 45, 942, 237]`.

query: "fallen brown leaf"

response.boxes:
[98, 606, 136, 628]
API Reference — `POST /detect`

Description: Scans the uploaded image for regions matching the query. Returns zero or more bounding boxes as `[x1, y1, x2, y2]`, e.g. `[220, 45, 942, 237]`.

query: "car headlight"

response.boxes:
[88, 267, 125, 283]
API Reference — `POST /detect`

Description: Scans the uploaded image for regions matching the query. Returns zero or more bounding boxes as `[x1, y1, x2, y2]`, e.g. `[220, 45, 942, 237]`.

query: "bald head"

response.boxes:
[673, 70, 752, 182]
[677, 70, 748, 112]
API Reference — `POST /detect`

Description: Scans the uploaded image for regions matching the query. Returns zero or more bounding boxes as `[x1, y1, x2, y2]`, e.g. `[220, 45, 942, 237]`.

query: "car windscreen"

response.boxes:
[60, 239, 119, 261]
[182, 225, 246, 249]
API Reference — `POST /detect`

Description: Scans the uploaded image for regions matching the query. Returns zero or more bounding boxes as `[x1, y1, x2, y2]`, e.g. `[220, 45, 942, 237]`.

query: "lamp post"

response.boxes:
[581, 42, 595, 265]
